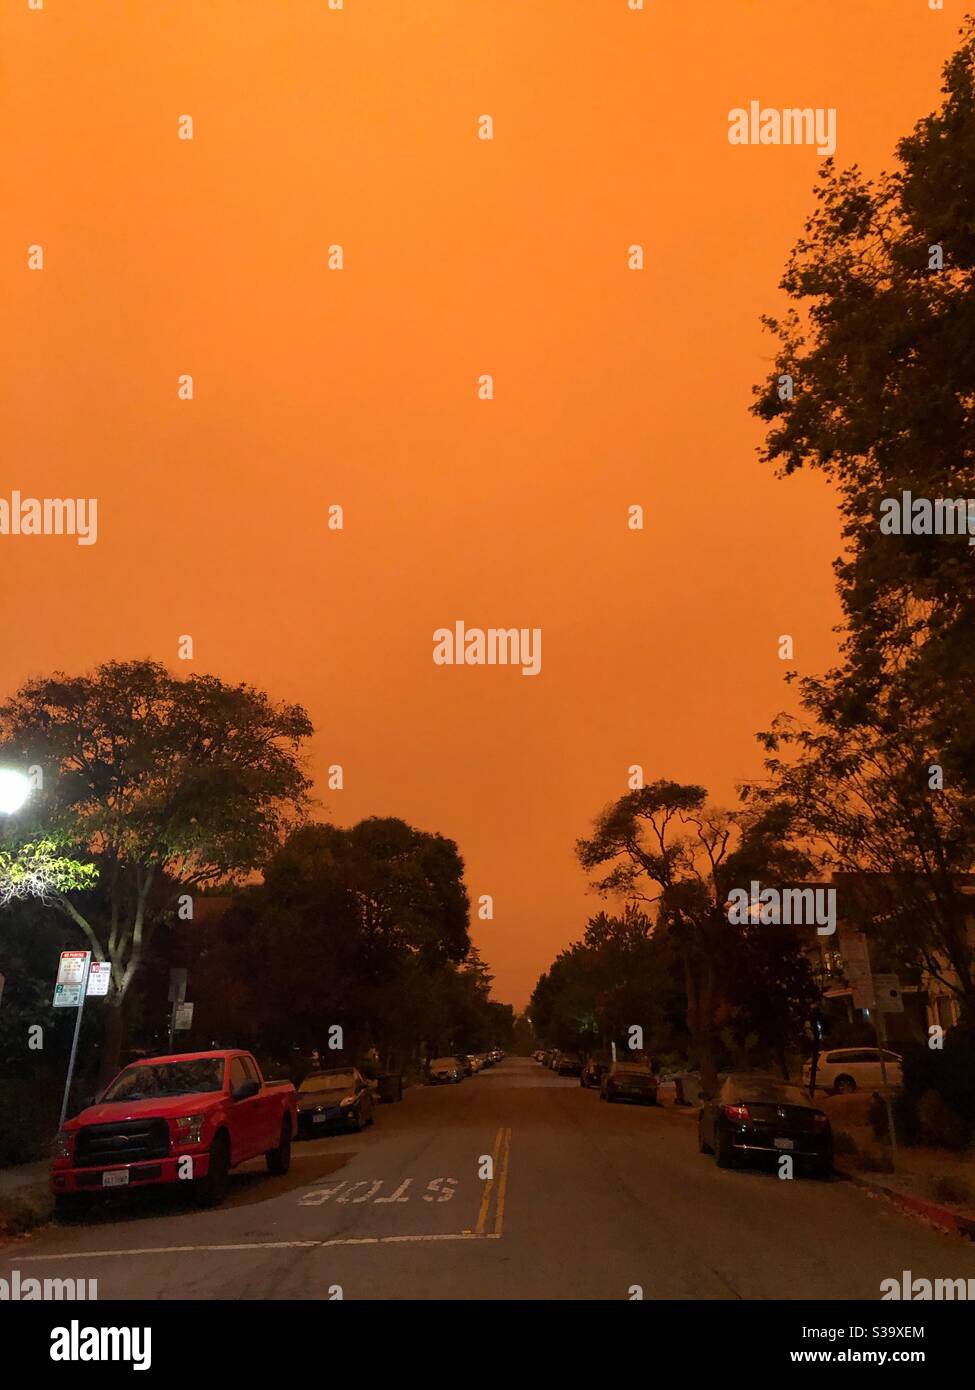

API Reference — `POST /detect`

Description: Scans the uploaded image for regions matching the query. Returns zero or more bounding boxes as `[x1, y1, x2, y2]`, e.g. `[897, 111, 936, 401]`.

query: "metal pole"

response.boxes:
[59, 952, 92, 1128]
[875, 1008, 898, 1169]
[168, 999, 177, 1052]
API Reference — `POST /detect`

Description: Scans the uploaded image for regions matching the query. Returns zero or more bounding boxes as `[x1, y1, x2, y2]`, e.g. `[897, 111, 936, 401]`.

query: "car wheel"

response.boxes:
[834, 1075, 857, 1095]
[266, 1118, 292, 1176]
[811, 1153, 833, 1180]
[698, 1122, 712, 1154]
[195, 1131, 231, 1206]
[715, 1127, 735, 1169]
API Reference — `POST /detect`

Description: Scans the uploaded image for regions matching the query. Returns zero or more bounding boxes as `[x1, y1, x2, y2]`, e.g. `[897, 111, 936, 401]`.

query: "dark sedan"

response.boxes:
[698, 1073, 832, 1177]
[296, 1067, 375, 1137]
[600, 1061, 658, 1104]
[555, 1052, 584, 1077]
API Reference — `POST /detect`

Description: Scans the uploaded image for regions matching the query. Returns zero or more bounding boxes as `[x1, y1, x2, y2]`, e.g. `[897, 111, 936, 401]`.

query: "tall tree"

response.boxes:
[752, 19, 975, 786]
[0, 659, 312, 1078]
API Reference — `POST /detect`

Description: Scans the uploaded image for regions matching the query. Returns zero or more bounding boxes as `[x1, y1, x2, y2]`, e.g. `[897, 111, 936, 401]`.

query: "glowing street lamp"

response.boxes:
[0, 769, 31, 816]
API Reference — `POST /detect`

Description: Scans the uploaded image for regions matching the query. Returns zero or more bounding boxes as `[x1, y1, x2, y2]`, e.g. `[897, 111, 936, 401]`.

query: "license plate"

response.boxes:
[773, 1138, 794, 1151]
[313, 1113, 329, 1124]
[102, 1168, 130, 1187]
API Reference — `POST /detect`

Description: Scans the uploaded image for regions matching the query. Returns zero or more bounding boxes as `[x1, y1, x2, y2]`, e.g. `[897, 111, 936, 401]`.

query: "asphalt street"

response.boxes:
[4, 1057, 975, 1300]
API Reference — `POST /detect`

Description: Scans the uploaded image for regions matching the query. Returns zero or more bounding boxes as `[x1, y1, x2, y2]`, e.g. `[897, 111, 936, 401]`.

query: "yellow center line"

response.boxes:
[473, 1125, 505, 1235]
[493, 1128, 511, 1237]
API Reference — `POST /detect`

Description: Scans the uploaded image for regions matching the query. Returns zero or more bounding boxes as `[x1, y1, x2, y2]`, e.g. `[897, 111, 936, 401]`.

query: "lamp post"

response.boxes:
[0, 768, 31, 816]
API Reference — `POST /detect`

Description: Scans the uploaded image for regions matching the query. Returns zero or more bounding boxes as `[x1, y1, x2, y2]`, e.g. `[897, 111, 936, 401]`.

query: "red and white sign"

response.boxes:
[56, 951, 90, 986]
[86, 961, 111, 997]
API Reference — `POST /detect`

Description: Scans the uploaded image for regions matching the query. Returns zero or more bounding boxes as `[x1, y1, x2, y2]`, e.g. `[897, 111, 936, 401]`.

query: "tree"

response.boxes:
[0, 660, 313, 1079]
[194, 816, 473, 1066]
[752, 18, 975, 790]
[576, 781, 816, 1088]
[752, 687, 975, 1024]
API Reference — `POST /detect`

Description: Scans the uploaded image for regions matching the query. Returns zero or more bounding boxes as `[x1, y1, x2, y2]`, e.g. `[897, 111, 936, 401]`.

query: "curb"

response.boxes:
[835, 1166, 975, 1241]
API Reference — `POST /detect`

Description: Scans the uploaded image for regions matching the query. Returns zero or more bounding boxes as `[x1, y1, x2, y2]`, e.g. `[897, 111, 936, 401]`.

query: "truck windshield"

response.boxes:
[102, 1059, 225, 1102]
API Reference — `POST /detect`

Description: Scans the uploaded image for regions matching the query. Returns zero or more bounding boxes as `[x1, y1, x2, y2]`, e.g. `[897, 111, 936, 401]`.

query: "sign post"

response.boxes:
[56, 950, 92, 1127]
[168, 968, 188, 1051]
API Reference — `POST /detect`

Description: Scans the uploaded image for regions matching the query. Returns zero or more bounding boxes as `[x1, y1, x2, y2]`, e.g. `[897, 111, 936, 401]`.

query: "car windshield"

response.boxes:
[431, 1057, 456, 1067]
[102, 1058, 224, 1102]
[615, 1063, 652, 1074]
[300, 1072, 355, 1093]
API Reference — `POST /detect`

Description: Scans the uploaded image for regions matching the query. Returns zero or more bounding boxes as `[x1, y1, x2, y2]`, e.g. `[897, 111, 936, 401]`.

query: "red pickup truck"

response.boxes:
[51, 1049, 297, 1217]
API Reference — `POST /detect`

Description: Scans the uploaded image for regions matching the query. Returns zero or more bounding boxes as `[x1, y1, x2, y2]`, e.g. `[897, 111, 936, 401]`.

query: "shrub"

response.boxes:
[916, 1089, 969, 1150]
[931, 1175, 973, 1207]
[832, 1128, 859, 1158]
[857, 1144, 895, 1174]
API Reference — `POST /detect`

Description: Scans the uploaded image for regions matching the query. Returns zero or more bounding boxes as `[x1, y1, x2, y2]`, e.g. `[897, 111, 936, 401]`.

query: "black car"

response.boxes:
[600, 1061, 658, 1104]
[455, 1053, 473, 1077]
[556, 1052, 584, 1077]
[580, 1059, 607, 1089]
[698, 1073, 832, 1177]
[297, 1067, 375, 1137]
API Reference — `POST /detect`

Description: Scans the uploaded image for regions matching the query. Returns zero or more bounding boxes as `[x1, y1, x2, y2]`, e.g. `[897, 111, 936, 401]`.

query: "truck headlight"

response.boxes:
[175, 1113, 205, 1144]
[53, 1130, 72, 1159]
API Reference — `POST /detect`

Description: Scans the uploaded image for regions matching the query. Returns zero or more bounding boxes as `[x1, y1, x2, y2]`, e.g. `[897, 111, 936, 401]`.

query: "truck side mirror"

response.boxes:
[232, 1078, 260, 1102]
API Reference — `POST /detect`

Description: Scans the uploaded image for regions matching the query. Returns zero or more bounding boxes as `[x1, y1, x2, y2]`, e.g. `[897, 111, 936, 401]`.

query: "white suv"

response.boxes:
[804, 1048, 902, 1094]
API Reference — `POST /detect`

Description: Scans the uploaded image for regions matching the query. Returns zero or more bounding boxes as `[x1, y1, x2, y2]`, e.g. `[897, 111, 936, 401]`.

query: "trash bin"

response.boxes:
[377, 1073, 403, 1104]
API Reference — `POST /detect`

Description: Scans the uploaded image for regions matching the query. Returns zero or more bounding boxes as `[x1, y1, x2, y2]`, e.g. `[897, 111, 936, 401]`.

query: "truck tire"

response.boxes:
[54, 1193, 92, 1223]
[266, 1119, 292, 1176]
[194, 1131, 231, 1206]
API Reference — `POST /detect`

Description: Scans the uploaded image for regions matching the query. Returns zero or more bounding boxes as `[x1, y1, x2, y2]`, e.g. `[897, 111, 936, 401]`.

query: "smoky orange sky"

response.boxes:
[0, 1, 961, 1007]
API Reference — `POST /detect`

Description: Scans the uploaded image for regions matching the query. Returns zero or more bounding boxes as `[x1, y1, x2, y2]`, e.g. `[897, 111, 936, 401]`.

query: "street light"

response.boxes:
[0, 769, 31, 815]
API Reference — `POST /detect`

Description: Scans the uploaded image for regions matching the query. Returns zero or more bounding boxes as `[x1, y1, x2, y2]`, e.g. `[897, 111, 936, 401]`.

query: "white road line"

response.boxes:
[16, 1231, 500, 1263]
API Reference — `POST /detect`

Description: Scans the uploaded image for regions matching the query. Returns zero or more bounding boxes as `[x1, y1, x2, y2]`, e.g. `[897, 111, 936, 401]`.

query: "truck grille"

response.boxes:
[74, 1119, 170, 1168]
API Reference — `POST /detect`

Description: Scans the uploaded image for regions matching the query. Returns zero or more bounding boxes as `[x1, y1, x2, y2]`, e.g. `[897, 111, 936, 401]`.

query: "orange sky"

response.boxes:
[1, 1, 962, 1007]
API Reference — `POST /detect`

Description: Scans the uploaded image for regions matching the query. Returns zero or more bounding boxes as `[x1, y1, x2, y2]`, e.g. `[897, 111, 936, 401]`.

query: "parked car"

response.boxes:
[51, 1049, 297, 1217]
[580, 1059, 607, 1089]
[803, 1048, 902, 1095]
[600, 1061, 658, 1105]
[297, 1067, 375, 1137]
[699, 1073, 832, 1178]
[428, 1056, 463, 1084]
[455, 1053, 474, 1077]
[467, 1054, 482, 1073]
[556, 1052, 584, 1077]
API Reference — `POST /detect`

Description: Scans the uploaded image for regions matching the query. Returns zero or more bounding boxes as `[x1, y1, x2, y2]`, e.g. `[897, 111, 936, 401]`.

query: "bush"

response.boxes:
[832, 1128, 859, 1158]
[895, 1025, 975, 1148]
[857, 1144, 895, 1174]
[869, 1089, 920, 1146]
[917, 1089, 970, 1150]
[931, 1175, 973, 1207]
[0, 1075, 62, 1166]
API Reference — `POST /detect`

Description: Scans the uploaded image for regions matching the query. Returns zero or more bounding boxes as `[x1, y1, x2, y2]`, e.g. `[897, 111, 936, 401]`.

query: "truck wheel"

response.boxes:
[54, 1193, 92, 1223]
[195, 1132, 231, 1206]
[266, 1119, 292, 1176]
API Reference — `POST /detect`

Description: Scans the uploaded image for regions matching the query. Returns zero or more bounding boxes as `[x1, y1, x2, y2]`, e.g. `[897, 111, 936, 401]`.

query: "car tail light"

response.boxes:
[812, 1112, 829, 1128]
[724, 1104, 750, 1123]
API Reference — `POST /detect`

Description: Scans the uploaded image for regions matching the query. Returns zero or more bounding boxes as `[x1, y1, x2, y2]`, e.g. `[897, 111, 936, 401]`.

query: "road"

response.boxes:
[4, 1057, 975, 1300]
